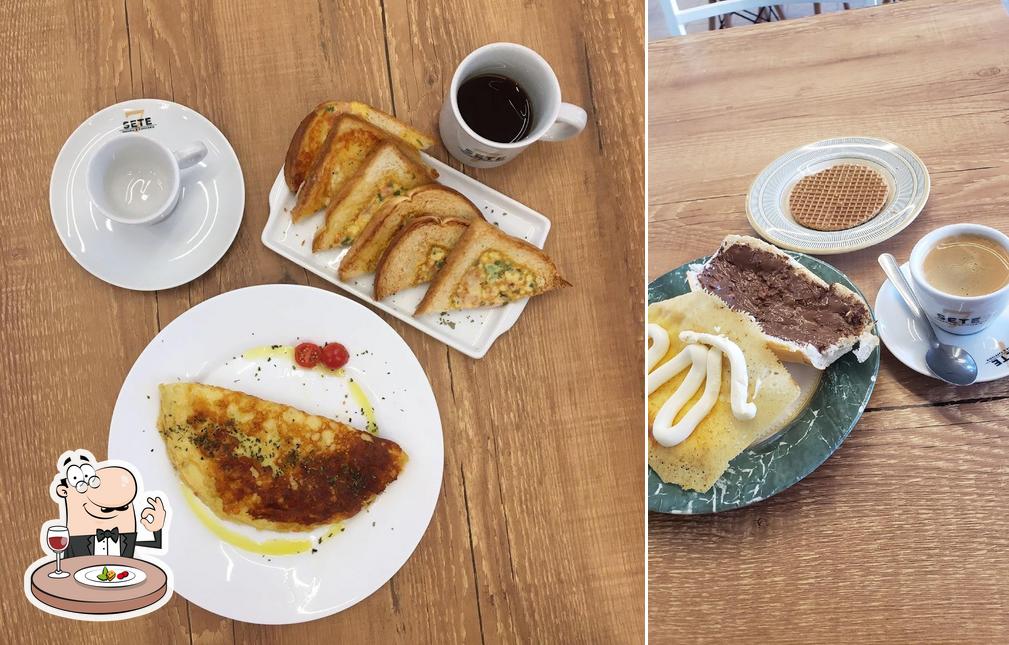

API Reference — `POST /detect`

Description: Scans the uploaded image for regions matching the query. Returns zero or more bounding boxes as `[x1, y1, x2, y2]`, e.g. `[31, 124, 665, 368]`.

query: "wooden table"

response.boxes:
[29, 556, 169, 616]
[648, 1, 1009, 642]
[1, 1, 643, 642]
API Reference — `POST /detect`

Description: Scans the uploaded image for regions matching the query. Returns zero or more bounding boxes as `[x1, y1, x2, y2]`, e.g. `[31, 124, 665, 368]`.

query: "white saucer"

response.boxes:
[747, 137, 929, 255]
[50, 99, 244, 291]
[875, 262, 1009, 382]
[75, 564, 147, 588]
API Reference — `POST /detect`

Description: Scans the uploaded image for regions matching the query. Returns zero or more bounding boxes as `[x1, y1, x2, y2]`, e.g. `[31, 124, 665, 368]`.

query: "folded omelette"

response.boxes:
[648, 292, 800, 493]
[158, 382, 407, 531]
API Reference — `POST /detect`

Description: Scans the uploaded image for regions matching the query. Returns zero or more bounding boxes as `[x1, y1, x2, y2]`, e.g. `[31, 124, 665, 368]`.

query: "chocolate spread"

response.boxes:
[697, 243, 868, 351]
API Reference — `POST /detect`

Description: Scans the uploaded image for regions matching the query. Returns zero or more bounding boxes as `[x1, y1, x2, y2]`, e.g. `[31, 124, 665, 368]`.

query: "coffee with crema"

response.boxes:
[922, 233, 1009, 297]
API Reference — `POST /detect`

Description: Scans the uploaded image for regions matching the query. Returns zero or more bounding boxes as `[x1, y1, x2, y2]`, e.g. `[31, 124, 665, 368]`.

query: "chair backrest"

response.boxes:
[657, 0, 881, 37]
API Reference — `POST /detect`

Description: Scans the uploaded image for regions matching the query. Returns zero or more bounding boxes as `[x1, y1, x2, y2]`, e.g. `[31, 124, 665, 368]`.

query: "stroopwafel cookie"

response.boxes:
[787, 164, 888, 231]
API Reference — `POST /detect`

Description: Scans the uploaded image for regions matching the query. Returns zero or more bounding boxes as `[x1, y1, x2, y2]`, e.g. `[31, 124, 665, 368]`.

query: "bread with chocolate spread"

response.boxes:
[686, 235, 878, 370]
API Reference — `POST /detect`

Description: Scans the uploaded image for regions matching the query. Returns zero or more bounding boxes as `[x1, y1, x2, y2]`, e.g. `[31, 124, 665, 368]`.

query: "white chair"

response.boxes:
[657, 0, 882, 36]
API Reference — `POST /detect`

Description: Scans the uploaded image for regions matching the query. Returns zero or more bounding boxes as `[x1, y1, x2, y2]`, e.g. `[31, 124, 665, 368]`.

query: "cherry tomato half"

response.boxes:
[294, 342, 322, 368]
[320, 342, 349, 370]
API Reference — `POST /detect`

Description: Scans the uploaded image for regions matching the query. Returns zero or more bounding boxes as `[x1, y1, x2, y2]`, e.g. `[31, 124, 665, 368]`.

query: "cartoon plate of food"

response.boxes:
[74, 564, 147, 588]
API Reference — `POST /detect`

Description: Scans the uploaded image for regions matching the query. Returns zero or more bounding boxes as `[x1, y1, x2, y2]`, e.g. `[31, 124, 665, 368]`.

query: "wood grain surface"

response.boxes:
[0, 1, 644, 642]
[649, 1, 1009, 642]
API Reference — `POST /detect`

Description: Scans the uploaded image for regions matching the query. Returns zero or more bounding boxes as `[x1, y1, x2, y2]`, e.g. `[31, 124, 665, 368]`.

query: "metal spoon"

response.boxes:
[878, 253, 978, 386]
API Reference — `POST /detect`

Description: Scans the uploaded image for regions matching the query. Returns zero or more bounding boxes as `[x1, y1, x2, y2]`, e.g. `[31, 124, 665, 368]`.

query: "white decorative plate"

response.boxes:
[108, 285, 443, 624]
[747, 137, 929, 255]
[75, 565, 147, 588]
[49, 99, 244, 291]
[876, 262, 1009, 383]
[262, 154, 552, 359]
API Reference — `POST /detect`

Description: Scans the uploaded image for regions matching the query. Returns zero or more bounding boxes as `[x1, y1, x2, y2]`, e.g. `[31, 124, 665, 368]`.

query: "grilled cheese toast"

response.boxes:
[373, 216, 472, 300]
[339, 185, 481, 281]
[290, 116, 389, 221]
[415, 218, 569, 314]
[284, 100, 435, 192]
[313, 143, 437, 252]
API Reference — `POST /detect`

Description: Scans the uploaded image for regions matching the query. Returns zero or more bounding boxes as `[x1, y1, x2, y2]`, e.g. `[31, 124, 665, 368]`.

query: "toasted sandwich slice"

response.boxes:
[339, 185, 480, 281]
[284, 100, 435, 192]
[290, 115, 388, 221]
[414, 218, 570, 315]
[313, 143, 437, 252]
[373, 216, 472, 300]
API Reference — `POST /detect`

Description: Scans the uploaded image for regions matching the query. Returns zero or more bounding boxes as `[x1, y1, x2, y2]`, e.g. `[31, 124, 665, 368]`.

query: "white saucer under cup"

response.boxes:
[49, 99, 244, 291]
[876, 262, 1009, 382]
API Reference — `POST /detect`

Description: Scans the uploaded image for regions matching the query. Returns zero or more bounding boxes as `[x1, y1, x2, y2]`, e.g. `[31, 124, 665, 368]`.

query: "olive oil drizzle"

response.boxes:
[181, 486, 344, 556]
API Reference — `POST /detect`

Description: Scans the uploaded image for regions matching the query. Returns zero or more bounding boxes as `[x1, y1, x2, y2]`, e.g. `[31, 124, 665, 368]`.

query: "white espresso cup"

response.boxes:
[87, 135, 208, 225]
[908, 223, 1009, 334]
[439, 42, 587, 168]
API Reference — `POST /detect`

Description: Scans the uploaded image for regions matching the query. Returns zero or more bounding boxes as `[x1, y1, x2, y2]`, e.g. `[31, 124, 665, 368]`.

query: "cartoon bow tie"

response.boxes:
[96, 528, 120, 542]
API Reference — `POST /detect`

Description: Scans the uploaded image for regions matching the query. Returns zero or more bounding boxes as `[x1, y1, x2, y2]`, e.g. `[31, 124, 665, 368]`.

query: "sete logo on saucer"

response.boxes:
[985, 341, 1009, 368]
[122, 108, 155, 133]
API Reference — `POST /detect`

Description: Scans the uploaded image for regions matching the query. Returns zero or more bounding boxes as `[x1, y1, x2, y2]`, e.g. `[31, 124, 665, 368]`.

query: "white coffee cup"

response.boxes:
[439, 42, 587, 168]
[87, 135, 208, 225]
[908, 223, 1009, 335]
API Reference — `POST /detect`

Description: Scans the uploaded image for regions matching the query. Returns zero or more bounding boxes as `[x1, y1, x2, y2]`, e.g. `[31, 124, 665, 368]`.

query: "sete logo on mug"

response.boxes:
[461, 147, 506, 163]
[935, 312, 984, 328]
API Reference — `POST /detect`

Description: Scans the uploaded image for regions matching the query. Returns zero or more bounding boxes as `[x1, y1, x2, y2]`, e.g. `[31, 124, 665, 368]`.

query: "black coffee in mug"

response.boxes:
[457, 74, 533, 144]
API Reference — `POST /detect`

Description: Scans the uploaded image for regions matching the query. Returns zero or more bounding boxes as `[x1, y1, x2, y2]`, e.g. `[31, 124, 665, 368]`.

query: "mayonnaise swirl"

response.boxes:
[647, 326, 757, 448]
[679, 331, 757, 421]
[646, 324, 670, 373]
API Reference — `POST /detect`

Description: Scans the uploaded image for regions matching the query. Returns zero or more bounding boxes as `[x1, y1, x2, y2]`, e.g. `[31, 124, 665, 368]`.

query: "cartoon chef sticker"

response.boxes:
[24, 449, 174, 621]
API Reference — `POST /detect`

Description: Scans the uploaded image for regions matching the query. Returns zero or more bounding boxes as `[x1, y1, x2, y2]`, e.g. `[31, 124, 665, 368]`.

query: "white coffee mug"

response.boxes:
[908, 223, 1009, 334]
[439, 42, 587, 168]
[87, 135, 208, 225]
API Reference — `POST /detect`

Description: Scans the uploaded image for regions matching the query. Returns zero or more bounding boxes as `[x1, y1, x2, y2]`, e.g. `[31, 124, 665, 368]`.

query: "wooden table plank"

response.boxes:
[2, 0, 644, 642]
[0, 2, 188, 642]
[381, 0, 645, 641]
[648, 0, 1009, 641]
[649, 397, 1009, 643]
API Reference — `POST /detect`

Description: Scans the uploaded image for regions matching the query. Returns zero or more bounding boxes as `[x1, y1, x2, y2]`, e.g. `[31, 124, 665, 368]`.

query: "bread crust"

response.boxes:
[284, 101, 349, 192]
[284, 100, 435, 193]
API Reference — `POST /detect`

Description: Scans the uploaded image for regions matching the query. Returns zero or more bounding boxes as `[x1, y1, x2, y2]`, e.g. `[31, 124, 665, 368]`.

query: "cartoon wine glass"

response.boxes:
[47, 526, 70, 579]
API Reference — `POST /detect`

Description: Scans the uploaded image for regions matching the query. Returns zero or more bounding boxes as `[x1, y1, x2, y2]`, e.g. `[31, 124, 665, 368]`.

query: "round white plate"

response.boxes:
[74, 565, 147, 588]
[747, 137, 929, 255]
[50, 99, 244, 290]
[876, 262, 1009, 383]
[107, 285, 443, 624]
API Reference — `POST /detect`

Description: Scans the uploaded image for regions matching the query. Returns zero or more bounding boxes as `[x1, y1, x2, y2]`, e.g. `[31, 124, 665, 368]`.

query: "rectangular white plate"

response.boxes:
[262, 154, 552, 358]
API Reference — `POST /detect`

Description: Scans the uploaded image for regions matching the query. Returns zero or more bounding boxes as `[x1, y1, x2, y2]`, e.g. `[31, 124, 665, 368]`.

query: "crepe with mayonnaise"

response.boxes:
[648, 291, 800, 493]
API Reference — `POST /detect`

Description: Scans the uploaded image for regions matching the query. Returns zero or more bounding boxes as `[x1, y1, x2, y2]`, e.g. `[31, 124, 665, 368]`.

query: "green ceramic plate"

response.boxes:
[647, 252, 879, 514]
